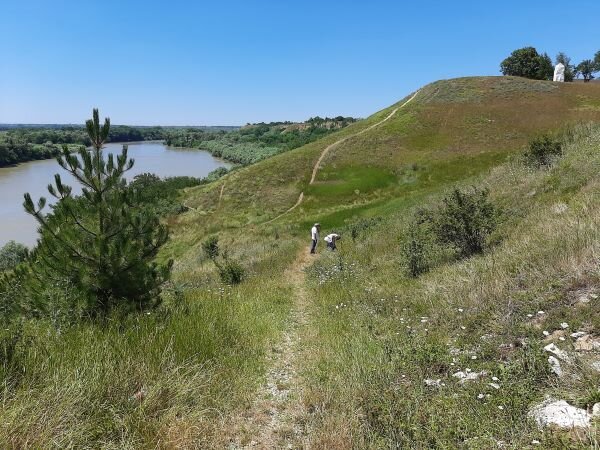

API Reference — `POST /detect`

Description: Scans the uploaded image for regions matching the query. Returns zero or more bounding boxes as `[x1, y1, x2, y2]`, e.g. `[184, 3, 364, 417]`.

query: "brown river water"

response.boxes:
[0, 141, 230, 247]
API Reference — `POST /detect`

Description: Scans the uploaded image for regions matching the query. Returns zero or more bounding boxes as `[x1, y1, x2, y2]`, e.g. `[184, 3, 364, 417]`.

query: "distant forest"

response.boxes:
[0, 117, 357, 167]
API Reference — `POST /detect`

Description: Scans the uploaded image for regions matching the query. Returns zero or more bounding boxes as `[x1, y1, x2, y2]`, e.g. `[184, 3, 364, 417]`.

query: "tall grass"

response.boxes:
[301, 125, 600, 448]
[0, 234, 299, 447]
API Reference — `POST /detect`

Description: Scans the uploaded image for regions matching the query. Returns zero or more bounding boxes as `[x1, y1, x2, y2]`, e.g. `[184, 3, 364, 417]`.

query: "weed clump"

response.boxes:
[524, 135, 562, 167]
[215, 258, 245, 285]
[346, 217, 382, 242]
[402, 226, 430, 278]
[202, 236, 220, 260]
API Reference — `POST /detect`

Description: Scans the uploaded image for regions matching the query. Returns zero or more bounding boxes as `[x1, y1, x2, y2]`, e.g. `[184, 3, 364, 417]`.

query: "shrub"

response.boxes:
[402, 226, 430, 277]
[434, 187, 498, 258]
[0, 241, 28, 271]
[524, 135, 562, 167]
[215, 258, 245, 285]
[202, 236, 220, 260]
[347, 217, 382, 242]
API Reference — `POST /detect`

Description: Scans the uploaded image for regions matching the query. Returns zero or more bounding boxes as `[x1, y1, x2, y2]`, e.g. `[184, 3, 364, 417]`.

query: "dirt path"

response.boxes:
[262, 90, 420, 225]
[228, 249, 313, 449]
[218, 182, 226, 207]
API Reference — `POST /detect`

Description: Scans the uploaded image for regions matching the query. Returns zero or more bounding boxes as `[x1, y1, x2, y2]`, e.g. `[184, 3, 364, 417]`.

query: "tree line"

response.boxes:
[165, 117, 357, 165]
[1, 117, 357, 168]
[500, 47, 600, 82]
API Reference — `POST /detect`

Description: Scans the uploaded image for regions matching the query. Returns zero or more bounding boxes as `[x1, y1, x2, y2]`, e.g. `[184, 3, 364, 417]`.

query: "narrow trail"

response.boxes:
[218, 182, 226, 207]
[262, 90, 420, 225]
[228, 249, 313, 449]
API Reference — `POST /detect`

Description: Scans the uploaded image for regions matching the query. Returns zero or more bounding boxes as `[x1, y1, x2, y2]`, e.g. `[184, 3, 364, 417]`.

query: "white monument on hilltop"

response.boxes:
[553, 63, 565, 82]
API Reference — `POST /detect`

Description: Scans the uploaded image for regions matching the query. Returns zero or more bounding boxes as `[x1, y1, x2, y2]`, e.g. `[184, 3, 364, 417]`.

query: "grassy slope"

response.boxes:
[177, 77, 600, 234]
[302, 125, 600, 448]
[2, 77, 600, 447]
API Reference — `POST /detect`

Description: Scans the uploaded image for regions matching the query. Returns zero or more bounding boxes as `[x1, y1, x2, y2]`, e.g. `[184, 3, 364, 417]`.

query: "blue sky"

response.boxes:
[1, 0, 599, 125]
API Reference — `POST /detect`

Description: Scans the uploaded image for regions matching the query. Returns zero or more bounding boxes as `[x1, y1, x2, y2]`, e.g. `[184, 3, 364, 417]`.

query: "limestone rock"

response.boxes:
[452, 370, 487, 384]
[528, 399, 591, 429]
[574, 335, 600, 352]
[424, 378, 443, 388]
[543, 343, 571, 362]
[548, 356, 562, 377]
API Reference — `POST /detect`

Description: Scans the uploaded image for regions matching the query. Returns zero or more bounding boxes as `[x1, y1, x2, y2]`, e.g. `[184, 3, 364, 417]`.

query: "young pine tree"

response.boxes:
[22, 109, 172, 316]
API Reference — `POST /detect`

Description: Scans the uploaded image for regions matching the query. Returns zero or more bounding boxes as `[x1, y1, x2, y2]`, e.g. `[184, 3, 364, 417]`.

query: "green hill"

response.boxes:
[2, 77, 600, 448]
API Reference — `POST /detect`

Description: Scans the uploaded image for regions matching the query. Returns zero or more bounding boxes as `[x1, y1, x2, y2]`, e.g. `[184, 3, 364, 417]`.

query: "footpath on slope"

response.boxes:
[263, 89, 420, 225]
[228, 249, 314, 449]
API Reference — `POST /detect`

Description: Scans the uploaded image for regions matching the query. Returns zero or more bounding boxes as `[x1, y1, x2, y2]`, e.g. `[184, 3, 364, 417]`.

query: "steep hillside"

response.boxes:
[175, 76, 600, 237]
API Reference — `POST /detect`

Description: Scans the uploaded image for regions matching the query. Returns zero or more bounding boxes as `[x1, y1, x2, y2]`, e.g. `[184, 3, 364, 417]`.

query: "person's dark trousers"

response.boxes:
[310, 239, 317, 254]
[327, 242, 336, 251]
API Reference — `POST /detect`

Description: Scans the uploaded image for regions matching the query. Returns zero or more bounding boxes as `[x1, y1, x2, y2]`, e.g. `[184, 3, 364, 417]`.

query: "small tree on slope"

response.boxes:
[22, 109, 172, 316]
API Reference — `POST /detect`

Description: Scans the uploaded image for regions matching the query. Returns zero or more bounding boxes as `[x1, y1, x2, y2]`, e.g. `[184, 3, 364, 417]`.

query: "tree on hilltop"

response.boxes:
[21, 109, 172, 316]
[576, 59, 597, 82]
[500, 47, 554, 80]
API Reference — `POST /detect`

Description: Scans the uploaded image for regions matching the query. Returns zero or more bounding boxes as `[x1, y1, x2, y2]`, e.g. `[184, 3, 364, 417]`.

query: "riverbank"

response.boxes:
[0, 142, 230, 247]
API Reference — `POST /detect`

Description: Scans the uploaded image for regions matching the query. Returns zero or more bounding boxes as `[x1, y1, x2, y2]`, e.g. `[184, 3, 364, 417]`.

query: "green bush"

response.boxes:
[434, 187, 498, 258]
[202, 236, 220, 260]
[0, 241, 28, 271]
[524, 135, 562, 167]
[215, 258, 245, 285]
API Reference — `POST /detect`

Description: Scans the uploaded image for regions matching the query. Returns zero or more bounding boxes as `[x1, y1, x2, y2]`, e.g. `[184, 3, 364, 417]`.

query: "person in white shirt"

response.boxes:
[324, 233, 341, 251]
[310, 223, 320, 254]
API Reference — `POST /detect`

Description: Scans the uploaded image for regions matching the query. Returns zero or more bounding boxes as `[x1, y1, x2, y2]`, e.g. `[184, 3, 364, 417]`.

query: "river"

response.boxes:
[0, 141, 230, 247]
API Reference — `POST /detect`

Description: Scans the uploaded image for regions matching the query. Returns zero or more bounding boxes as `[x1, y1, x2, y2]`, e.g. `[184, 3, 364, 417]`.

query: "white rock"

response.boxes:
[548, 356, 562, 377]
[528, 399, 591, 429]
[560, 322, 569, 329]
[452, 370, 486, 384]
[593, 403, 600, 417]
[575, 335, 600, 352]
[531, 439, 540, 445]
[424, 378, 442, 387]
[590, 360, 600, 372]
[489, 382, 500, 390]
[543, 330, 550, 336]
[543, 343, 571, 362]
[570, 331, 587, 339]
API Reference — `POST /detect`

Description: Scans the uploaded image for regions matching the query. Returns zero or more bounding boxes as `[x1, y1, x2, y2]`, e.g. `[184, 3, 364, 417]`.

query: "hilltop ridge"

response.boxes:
[174, 76, 600, 238]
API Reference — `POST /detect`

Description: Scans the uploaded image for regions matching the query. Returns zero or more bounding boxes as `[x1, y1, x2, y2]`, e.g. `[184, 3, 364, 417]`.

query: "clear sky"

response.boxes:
[1, 0, 599, 125]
